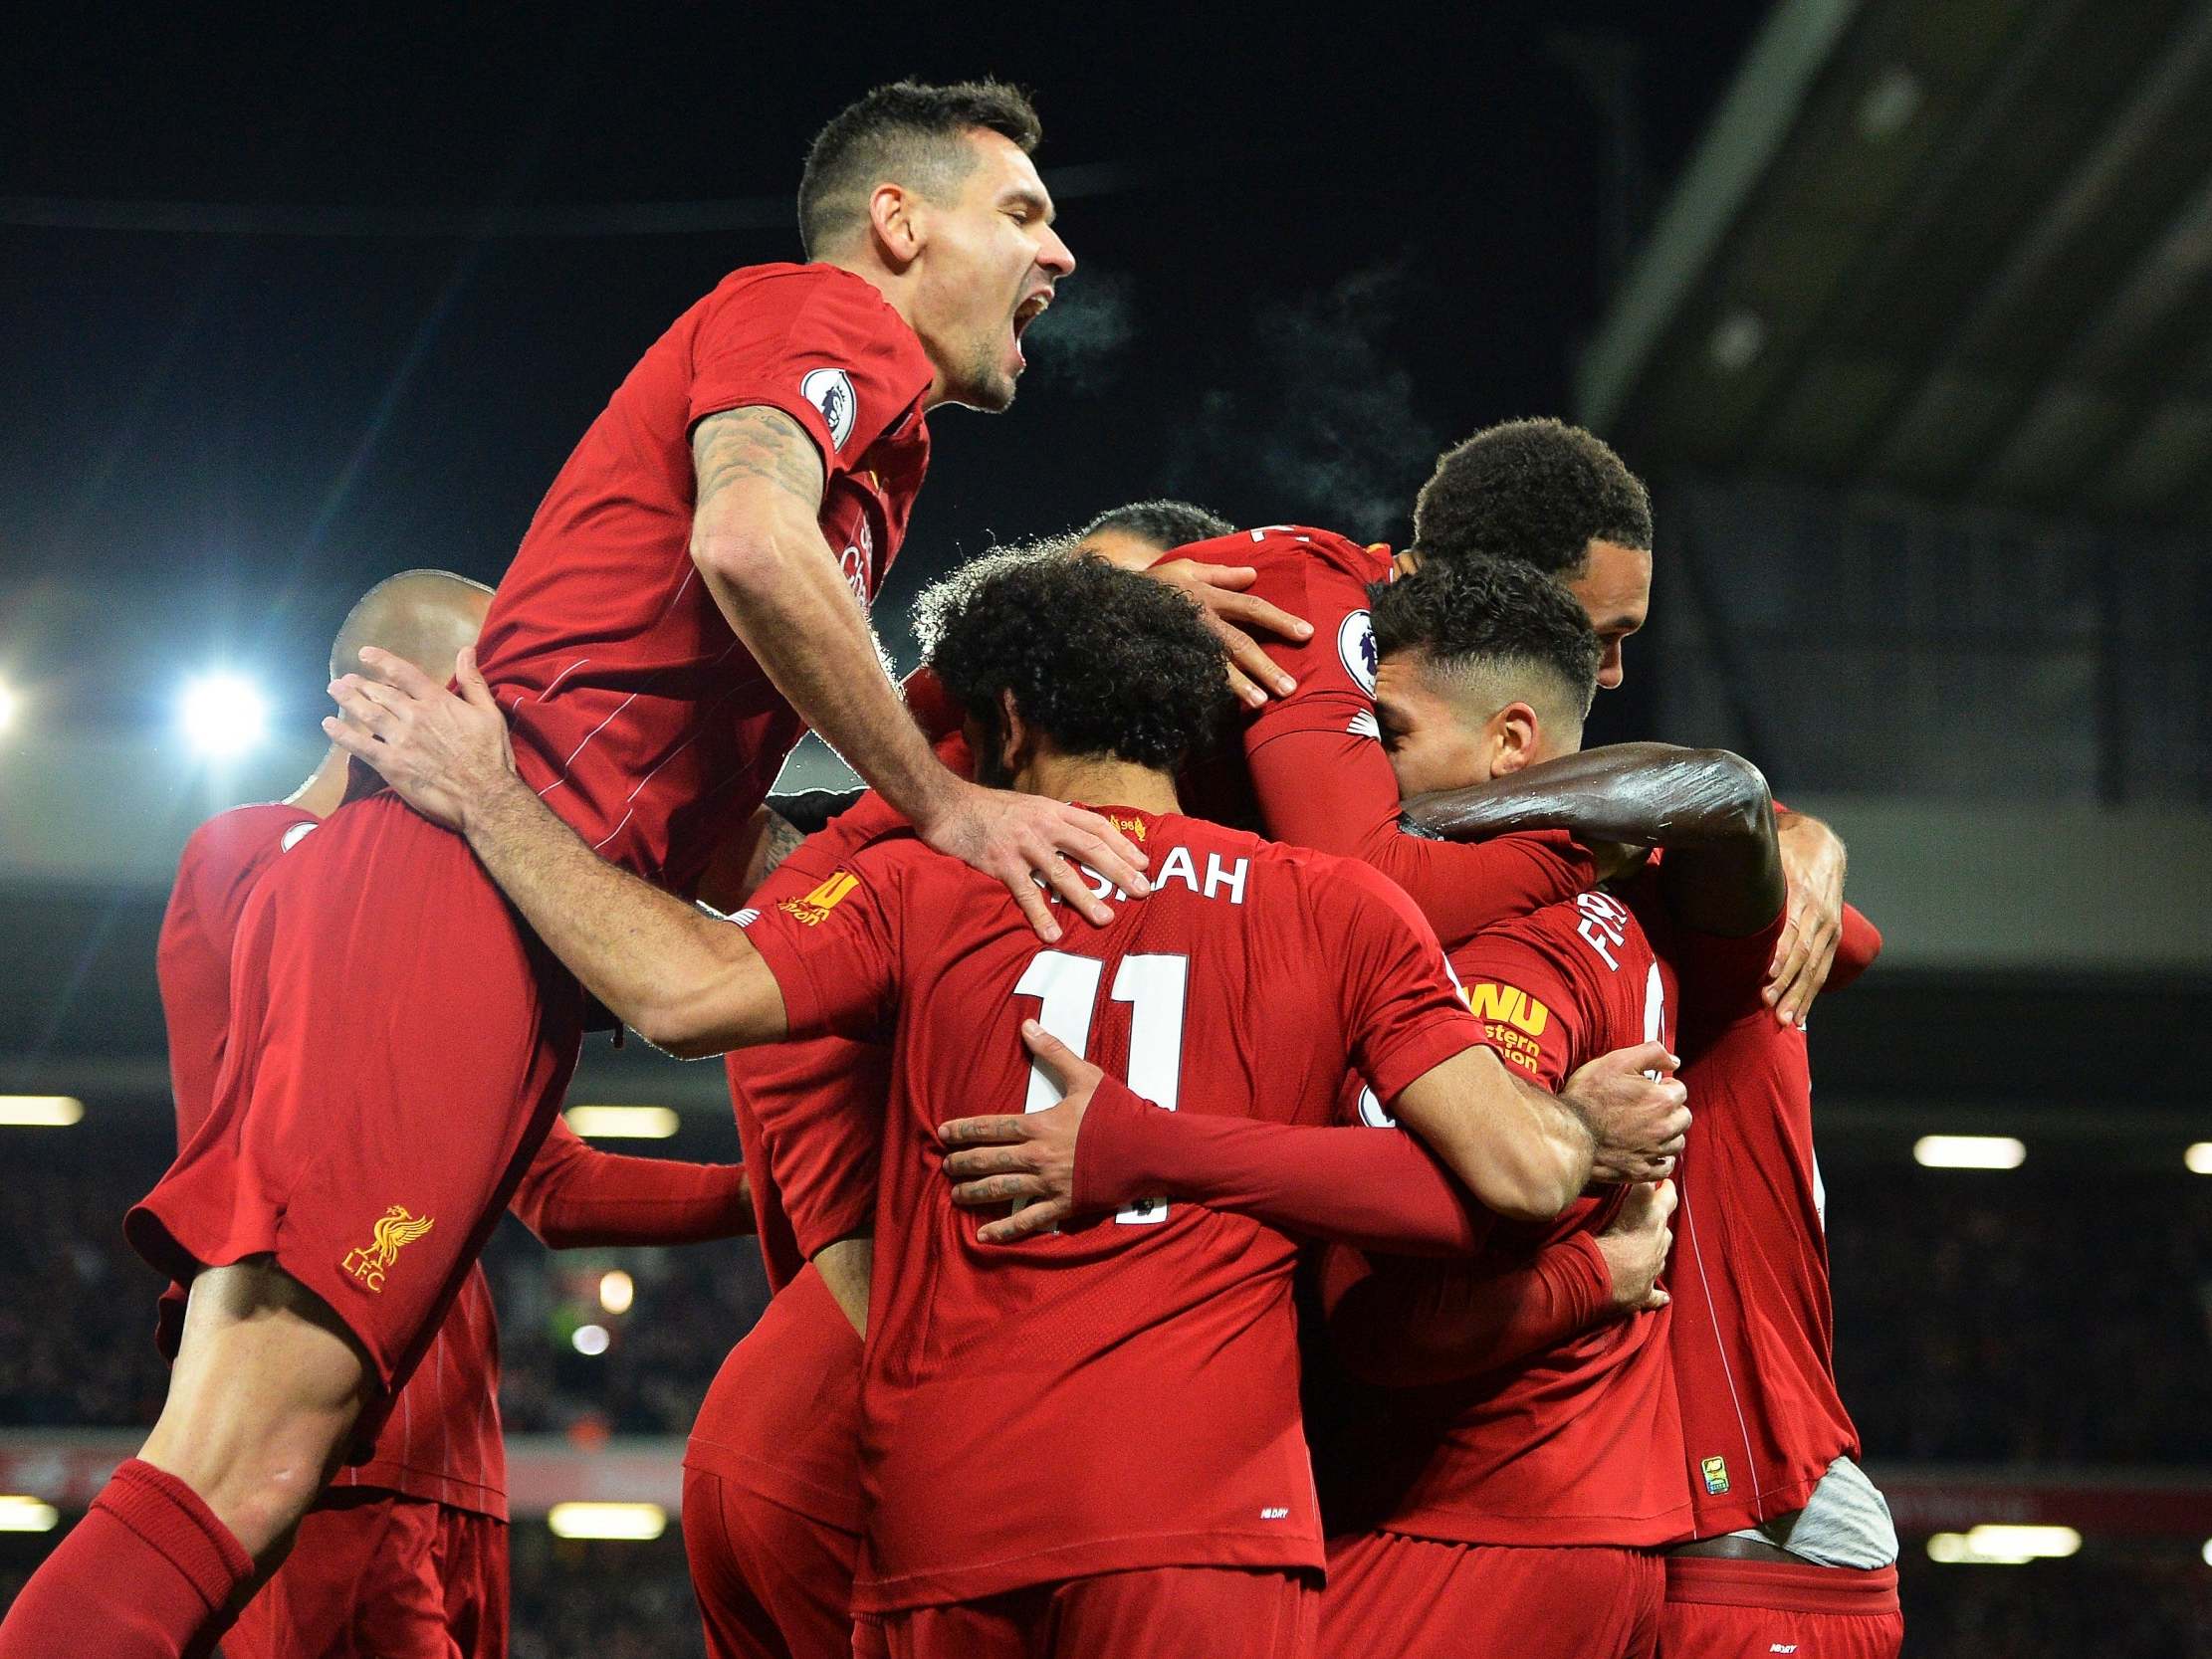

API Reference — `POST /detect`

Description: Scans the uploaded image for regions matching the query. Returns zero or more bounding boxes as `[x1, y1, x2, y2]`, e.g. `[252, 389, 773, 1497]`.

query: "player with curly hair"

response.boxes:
[325, 549, 1687, 1659]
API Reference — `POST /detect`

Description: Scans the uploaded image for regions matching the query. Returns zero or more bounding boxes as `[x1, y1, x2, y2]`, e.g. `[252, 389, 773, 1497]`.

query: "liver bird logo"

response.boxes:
[341, 1205, 435, 1293]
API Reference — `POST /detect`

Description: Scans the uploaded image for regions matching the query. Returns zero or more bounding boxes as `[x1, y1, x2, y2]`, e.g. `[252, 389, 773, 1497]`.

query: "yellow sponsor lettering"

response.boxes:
[1466, 982, 1549, 1038]
[776, 870, 861, 927]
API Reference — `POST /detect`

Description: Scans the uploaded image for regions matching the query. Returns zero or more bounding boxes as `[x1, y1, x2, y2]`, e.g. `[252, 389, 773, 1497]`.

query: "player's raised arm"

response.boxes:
[685, 406, 1148, 940]
[328, 650, 788, 1056]
[1404, 740, 1785, 937]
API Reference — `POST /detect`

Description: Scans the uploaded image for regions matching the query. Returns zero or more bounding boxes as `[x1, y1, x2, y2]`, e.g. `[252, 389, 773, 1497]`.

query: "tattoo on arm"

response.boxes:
[692, 406, 826, 510]
[759, 809, 807, 880]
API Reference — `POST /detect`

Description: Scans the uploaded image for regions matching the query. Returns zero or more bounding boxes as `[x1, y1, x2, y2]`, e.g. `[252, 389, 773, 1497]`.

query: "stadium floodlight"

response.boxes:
[1926, 1532, 2030, 1565]
[547, 1502, 665, 1542]
[571, 1323, 610, 1356]
[2201, 1538, 2212, 1566]
[0, 1497, 59, 1534]
[0, 680, 17, 736]
[1967, 1525, 2080, 1559]
[179, 673, 269, 758]
[1913, 1135, 2025, 1170]
[2187, 1143, 2212, 1175]
[598, 1270, 634, 1315]
[563, 1105, 678, 1140]
[0, 1096, 84, 1128]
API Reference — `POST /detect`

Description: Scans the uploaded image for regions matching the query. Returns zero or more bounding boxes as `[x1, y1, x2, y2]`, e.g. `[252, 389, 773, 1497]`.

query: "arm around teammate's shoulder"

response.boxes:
[684, 406, 1149, 942]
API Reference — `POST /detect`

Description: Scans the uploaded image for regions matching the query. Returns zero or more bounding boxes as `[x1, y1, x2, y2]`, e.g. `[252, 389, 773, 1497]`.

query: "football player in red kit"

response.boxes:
[689, 504, 1247, 1659]
[327, 551, 1690, 1659]
[1406, 418, 1860, 1025]
[0, 82, 1144, 1659]
[1398, 763, 1903, 1653]
[157, 571, 757, 1659]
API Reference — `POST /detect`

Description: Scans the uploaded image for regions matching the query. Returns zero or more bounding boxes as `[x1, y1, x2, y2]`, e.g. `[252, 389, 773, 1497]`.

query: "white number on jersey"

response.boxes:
[1013, 950, 1190, 1225]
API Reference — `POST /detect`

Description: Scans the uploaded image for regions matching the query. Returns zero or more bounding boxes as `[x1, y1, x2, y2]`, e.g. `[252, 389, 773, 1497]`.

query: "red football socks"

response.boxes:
[0, 1459, 253, 1659]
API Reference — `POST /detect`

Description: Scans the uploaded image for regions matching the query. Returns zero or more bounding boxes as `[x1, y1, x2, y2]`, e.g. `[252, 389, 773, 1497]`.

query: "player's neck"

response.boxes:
[282, 744, 351, 818]
[1014, 754, 1180, 818]
[817, 251, 940, 402]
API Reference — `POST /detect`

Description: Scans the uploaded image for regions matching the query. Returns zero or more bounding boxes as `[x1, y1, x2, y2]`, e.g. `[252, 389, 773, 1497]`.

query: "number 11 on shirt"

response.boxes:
[1012, 951, 1189, 1224]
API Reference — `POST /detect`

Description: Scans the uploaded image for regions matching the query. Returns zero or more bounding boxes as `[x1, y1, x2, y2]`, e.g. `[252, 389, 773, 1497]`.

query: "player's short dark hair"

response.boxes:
[1413, 418, 1653, 576]
[916, 542, 1231, 772]
[1371, 557, 1602, 718]
[1076, 500, 1235, 552]
[798, 81, 1043, 258]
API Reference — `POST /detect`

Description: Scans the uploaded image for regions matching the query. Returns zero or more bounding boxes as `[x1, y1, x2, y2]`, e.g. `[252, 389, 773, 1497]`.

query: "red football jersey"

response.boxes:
[1167, 525, 1597, 949]
[738, 808, 1481, 1612]
[723, 787, 908, 1292]
[1629, 889, 1860, 1535]
[475, 262, 934, 896]
[157, 803, 321, 1141]
[157, 803, 510, 1518]
[1343, 890, 1695, 1549]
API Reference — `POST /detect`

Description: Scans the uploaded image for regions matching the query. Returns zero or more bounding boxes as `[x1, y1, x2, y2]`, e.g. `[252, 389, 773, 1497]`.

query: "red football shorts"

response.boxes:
[1658, 1555, 1901, 1658]
[853, 1568, 1318, 1659]
[221, 1489, 506, 1659]
[128, 793, 584, 1407]
[682, 1467, 858, 1659]
[1320, 1531, 1663, 1659]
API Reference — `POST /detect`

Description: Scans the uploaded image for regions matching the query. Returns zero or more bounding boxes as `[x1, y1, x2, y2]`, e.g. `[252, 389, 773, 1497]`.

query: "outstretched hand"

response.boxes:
[919, 784, 1151, 943]
[1767, 814, 1846, 1026]
[325, 646, 517, 833]
[1563, 1041, 1689, 1184]
[1140, 559, 1313, 708]
[1595, 1178, 1675, 1313]
[935, 1021, 1097, 1243]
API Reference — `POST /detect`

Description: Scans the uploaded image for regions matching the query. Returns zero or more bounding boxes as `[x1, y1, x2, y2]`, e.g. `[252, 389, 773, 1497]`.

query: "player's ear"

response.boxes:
[995, 688, 1032, 780]
[869, 182, 923, 268]
[1488, 702, 1541, 777]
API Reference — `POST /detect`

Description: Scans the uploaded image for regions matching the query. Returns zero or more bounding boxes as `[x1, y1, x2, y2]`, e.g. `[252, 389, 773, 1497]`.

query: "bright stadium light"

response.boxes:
[0, 1096, 84, 1128]
[563, 1105, 678, 1140]
[2201, 1538, 2212, 1566]
[1967, 1525, 2080, 1559]
[1913, 1135, 2025, 1170]
[548, 1502, 665, 1542]
[1926, 1532, 2028, 1565]
[571, 1323, 610, 1356]
[598, 1271, 634, 1315]
[0, 1497, 59, 1534]
[0, 680, 18, 736]
[179, 673, 269, 758]
[2186, 1142, 2212, 1175]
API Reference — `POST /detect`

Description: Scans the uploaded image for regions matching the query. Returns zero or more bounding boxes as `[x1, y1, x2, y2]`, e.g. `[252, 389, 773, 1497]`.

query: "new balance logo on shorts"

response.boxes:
[340, 1205, 435, 1294]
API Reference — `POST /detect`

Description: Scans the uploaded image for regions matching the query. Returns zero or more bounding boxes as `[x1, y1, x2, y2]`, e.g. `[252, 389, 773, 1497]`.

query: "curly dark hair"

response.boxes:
[1412, 418, 1653, 575]
[1076, 500, 1235, 552]
[1371, 557, 1602, 718]
[799, 81, 1043, 258]
[915, 544, 1232, 773]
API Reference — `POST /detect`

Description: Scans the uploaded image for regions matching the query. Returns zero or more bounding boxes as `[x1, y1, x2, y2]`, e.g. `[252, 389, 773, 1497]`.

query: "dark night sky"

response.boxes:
[0, 4, 1768, 733]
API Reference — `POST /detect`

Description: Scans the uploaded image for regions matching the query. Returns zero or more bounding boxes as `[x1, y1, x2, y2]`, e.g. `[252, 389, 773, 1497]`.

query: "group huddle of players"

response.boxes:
[0, 77, 1906, 1659]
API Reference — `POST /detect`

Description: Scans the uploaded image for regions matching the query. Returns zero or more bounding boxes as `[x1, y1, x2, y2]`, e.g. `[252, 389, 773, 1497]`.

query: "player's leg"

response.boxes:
[1658, 1556, 1901, 1659]
[682, 1467, 861, 1659]
[138, 1262, 373, 1555]
[1045, 1566, 1319, 1659]
[1, 803, 583, 1659]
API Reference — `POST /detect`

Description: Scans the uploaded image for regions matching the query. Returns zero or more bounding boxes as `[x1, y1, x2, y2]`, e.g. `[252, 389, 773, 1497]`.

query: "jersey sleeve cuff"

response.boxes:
[1363, 1016, 1488, 1108]
[734, 915, 832, 1041]
[688, 385, 843, 484]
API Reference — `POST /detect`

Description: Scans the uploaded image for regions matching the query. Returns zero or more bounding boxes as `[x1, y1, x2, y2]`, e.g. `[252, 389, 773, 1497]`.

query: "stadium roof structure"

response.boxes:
[1578, 0, 2212, 519]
